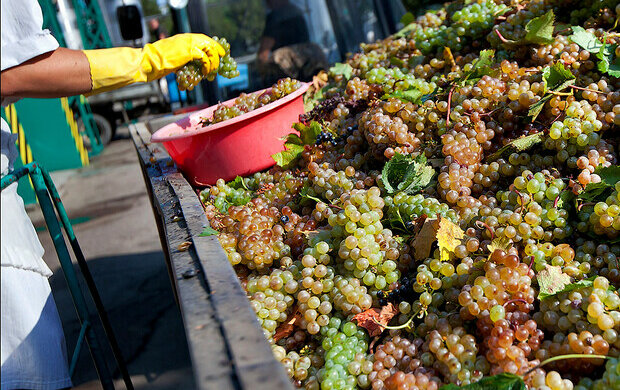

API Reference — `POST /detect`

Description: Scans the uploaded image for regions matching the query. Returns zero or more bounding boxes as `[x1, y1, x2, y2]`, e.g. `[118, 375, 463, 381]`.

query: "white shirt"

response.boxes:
[1, 0, 60, 277]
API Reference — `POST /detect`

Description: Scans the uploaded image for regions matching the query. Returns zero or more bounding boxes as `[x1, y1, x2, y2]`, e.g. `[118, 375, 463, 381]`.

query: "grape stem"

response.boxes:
[524, 354, 610, 376]
[475, 220, 495, 239]
[527, 255, 535, 273]
[446, 86, 455, 126]
[553, 188, 567, 208]
[494, 29, 510, 44]
[569, 85, 606, 94]
[377, 308, 420, 330]
[503, 298, 528, 308]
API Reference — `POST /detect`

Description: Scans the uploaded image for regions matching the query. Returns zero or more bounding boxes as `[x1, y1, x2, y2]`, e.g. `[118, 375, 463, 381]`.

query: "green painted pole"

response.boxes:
[1, 163, 134, 390]
[40, 166, 134, 390]
[5, 164, 115, 389]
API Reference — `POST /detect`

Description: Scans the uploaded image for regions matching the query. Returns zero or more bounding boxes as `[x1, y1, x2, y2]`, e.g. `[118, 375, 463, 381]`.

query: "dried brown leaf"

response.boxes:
[177, 241, 192, 251]
[412, 218, 440, 260]
[352, 303, 398, 337]
[273, 310, 301, 342]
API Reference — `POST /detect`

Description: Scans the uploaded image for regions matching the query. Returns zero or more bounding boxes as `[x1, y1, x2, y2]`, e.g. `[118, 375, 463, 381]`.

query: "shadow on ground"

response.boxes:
[50, 251, 194, 389]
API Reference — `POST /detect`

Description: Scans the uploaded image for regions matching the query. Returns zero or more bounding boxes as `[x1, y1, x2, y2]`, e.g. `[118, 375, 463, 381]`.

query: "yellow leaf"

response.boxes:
[436, 218, 464, 261]
[537, 265, 572, 298]
[486, 236, 511, 253]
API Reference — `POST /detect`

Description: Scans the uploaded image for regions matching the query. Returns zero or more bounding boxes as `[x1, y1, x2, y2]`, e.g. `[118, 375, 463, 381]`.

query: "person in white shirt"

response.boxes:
[1, 1, 225, 388]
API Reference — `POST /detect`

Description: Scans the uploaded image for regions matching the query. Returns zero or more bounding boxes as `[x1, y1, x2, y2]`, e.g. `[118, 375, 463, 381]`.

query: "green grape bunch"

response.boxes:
[176, 36, 240, 91]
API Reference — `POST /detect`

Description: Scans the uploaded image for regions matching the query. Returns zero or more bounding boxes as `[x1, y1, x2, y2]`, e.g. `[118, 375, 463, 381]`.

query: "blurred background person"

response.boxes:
[148, 17, 168, 42]
[257, 0, 327, 85]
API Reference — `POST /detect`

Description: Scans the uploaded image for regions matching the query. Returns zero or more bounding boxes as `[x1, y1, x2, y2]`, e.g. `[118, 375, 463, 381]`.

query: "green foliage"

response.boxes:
[329, 63, 354, 80]
[487, 133, 545, 161]
[527, 62, 575, 121]
[272, 122, 322, 168]
[596, 36, 620, 78]
[381, 153, 435, 194]
[596, 165, 620, 187]
[462, 49, 495, 84]
[542, 62, 575, 92]
[570, 26, 603, 53]
[229, 176, 250, 191]
[199, 226, 219, 236]
[539, 276, 616, 300]
[382, 88, 424, 103]
[523, 10, 555, 44]
[579, 166, 620, 202]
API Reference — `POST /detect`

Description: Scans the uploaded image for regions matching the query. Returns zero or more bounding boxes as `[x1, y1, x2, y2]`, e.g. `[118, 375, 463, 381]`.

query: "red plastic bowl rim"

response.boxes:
[151, 82, 310, 142]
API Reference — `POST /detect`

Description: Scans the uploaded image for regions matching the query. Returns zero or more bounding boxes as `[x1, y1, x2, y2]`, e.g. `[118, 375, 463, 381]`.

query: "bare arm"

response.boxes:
[257, 36, 276, 63]
[1, 48, 92, 99]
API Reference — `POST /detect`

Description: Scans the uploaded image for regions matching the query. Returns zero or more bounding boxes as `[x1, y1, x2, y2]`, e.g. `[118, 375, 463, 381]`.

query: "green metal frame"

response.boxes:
[1, 163, 133, 390]
[37, 0, 106, 156]
[70, 96, 104, 157]
[38, 0, 67, 47]
[71, 0, 113, 49]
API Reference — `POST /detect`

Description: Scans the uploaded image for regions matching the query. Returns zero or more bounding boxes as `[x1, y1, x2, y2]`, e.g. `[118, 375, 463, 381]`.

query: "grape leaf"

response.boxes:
[578, 165, 620, 202]
[487, 132, 545, 161]
[292, 121, 322, 145]
[440, 373, 525, 390]
[329, 62, 353, 80]
[539, 278, 593, 300]
[381, 153, 436, 194]
[408, 55, 426, 67]
[524, 10, 555, 45]
[299, 184, 324, 204]
[570, 26, 603, 53]
[229, 176, 249, 191]
[381, 153, 413, 193]
[352, 303, 398, 337]
[463, 49, 495, 84]
[527, 94, 552, 121]
[436, 217, 464, 261]
[596, 37, 620, 78]
[542, 62, 575, 92]
[383, 88, 424, 104]
[596, 164, 620, 186]
[399, 155, 436, 194]
[537, 265, 571, 299]
[273, 121, 323, 167]
[390, 56, 407, 68]
[579, 182, 613, 202]
[198, 226, 219, 237]
[271, 143, 305, 168]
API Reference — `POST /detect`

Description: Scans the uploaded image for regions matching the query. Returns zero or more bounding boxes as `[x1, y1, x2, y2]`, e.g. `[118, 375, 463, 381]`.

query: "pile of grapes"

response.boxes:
[199, 1, 620, 389]
[176, 36, 239, 91]
[200, 78, 302, 125]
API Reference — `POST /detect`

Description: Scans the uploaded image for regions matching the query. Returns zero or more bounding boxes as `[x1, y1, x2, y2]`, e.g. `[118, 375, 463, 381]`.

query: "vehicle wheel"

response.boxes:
[79, 113, 113, 149]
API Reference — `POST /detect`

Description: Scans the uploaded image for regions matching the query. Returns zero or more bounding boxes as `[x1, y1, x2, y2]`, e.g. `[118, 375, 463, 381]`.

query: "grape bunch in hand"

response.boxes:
[176, 36, 239, 91]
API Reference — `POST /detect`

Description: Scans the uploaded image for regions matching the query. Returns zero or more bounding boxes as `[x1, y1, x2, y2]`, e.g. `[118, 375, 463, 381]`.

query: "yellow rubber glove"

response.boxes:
[84, 34, 225, 95]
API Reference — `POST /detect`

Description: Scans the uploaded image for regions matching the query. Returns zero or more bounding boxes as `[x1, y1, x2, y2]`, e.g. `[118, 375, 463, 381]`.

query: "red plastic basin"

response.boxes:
[151, 83, 309, 186]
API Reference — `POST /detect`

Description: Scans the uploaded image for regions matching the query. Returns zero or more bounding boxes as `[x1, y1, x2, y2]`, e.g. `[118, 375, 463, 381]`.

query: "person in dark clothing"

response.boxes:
[258, 0, 309, 63]
[257, 0, 327, 84]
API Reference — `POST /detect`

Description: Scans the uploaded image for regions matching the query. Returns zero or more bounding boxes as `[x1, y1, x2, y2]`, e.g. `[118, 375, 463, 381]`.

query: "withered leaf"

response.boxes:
[273, 310, 300, 342]
[352, 303, 398, 337]
[412, 218, 440, 260]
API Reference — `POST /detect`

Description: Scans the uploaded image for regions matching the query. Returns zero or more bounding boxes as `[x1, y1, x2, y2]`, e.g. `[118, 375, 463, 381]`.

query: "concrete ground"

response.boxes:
[28, 126, 195, 389]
